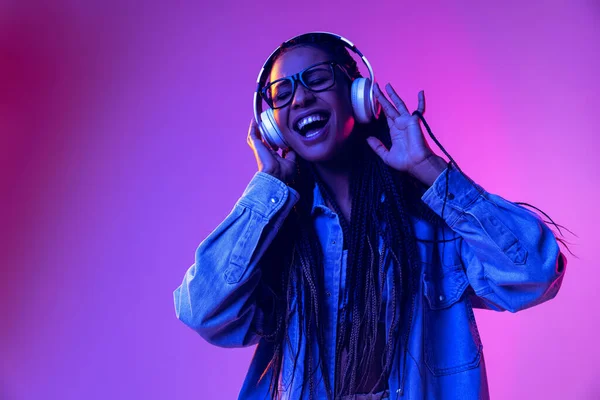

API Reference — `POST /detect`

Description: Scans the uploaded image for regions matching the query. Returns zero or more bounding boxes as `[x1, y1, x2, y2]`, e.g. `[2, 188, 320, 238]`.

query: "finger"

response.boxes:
[373, 83, 400, 120]
[385, 115, 395, 128]
[248, 119, 270, 149]
[284, 149, 297, 163]
[417, 90, 425, 114]
[385, 83, 410, 115]
[247, 119, 261, 143]
[247, 119, 276, 159]
[366, 136, 390, 165]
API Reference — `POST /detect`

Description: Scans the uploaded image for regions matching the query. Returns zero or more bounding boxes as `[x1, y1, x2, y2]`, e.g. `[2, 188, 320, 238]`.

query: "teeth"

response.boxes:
[296, 113, 328, 131]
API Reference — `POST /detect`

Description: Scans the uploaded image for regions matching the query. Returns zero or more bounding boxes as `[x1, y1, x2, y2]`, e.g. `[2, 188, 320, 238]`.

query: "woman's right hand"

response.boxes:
[247, 119, 297, 184]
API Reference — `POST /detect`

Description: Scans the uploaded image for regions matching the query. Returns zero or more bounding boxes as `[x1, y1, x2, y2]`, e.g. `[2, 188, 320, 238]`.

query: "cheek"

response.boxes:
[342, 116, 355, 133]
[332, 94, 355, 137]
[335, 93, 355, 127]
[273, 110, 290, 132]
[336, 114, 355, 139]
[335, 86, 354, 118]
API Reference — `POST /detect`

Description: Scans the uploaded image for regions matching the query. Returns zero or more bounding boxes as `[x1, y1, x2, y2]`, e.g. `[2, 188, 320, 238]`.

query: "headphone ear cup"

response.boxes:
[351, 77, 374, 124]
[259, 108, 289, 151]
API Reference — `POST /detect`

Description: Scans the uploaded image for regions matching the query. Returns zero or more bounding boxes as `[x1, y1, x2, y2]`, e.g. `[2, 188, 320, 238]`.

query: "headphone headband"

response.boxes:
[253, 32, 378, 127]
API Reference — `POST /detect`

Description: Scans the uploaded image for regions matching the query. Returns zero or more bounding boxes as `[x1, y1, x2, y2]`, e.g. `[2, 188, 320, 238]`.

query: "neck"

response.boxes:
[312, 139, 357, 221]
[313, 162, 351, 203]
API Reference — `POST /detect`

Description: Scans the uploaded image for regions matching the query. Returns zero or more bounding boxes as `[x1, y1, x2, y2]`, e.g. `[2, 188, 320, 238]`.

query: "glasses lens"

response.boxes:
[263, 63, 335, 109]
[303, 64, 334, 91]
[266, 79, 293, 108]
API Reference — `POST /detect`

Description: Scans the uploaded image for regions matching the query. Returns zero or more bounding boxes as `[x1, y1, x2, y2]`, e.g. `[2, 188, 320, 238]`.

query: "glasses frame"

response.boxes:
[260, 61, 351, 110]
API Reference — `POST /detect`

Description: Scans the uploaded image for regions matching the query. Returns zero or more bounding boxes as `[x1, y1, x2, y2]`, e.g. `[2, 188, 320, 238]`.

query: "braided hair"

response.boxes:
[252, 33, 449, 400]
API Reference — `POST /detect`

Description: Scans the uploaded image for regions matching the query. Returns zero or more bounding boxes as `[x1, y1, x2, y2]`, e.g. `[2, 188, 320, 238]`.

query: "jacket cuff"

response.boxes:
[236, 171, 300, 220]
[420, 164, 485, 228]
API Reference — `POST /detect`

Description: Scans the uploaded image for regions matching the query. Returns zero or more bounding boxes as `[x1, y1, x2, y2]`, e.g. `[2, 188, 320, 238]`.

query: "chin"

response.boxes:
[297, 146, 336, 163]
[288, 121, 352, 163]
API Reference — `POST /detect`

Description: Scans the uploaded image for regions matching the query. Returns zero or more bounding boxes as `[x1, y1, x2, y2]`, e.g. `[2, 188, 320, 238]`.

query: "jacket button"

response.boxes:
[326, 291, 331, 297]
[270, 197, 277, 203]
[447, 193, 455, 200]
[439, 295, 445, 301]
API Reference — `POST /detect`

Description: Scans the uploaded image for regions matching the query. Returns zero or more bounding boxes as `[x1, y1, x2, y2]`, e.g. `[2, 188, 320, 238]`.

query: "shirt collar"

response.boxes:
[311, 181, 329, 217]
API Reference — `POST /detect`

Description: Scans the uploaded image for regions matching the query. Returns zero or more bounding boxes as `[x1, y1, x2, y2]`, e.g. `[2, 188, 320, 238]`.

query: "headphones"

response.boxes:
[253, 32, 381, 151]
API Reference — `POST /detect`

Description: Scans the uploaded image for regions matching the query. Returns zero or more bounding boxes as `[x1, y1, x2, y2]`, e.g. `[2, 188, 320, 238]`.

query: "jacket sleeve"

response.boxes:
[420, 164, 567, 313]
[173, 171, 300, 347]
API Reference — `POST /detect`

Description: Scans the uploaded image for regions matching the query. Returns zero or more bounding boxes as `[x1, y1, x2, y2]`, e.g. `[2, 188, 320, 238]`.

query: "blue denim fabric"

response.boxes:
[173, 166, 566, 400]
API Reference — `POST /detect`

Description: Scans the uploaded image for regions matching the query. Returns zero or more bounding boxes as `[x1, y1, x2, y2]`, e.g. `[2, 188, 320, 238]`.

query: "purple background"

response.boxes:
[1, 1, 598, 399]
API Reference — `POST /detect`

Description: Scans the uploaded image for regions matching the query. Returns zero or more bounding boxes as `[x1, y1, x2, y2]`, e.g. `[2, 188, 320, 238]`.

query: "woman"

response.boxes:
[173, 33, 567, 400]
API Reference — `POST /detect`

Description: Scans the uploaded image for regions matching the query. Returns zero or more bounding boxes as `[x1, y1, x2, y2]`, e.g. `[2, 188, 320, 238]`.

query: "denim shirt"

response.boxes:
[173, 166, 566, 400]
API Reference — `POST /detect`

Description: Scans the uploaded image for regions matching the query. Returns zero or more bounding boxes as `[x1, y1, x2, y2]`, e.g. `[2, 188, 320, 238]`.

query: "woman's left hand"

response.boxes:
[367, 83, 446, 185]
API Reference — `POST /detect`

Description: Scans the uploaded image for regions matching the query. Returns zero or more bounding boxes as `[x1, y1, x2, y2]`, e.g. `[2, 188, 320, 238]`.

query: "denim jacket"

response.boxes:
[173, 165, 566, 400]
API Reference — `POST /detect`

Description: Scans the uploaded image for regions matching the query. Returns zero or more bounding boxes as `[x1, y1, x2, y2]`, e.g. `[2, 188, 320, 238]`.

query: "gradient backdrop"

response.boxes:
[1, 0, 598, 399]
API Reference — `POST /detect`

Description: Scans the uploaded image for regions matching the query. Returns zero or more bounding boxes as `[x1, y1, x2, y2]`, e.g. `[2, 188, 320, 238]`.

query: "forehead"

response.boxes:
[269, 46, 330, 81]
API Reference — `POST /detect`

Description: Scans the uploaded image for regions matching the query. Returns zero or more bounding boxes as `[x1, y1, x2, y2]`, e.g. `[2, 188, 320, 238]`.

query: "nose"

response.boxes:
[291, 83, 316, 109]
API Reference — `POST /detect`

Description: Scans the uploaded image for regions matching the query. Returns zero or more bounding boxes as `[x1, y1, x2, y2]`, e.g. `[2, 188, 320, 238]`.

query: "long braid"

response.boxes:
[297, 158, 333, 400]
[256, 34, 449, 400]
[345, 142, 375, 394]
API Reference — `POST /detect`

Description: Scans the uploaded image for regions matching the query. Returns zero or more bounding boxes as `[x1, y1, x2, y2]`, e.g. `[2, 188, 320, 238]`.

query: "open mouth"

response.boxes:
[294, 111, 331, 138]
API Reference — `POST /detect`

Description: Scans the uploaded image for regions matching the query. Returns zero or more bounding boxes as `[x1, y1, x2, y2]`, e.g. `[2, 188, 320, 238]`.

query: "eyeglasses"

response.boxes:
[260, 61, 350, 109]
